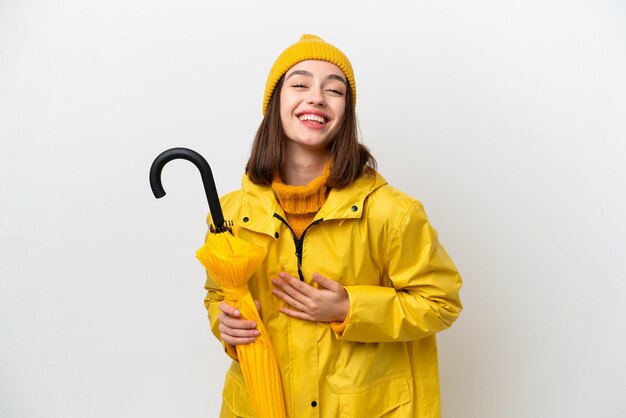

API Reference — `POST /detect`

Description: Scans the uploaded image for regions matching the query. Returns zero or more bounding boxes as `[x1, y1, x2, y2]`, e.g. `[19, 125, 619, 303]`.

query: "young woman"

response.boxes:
[204, 34, 463, 418]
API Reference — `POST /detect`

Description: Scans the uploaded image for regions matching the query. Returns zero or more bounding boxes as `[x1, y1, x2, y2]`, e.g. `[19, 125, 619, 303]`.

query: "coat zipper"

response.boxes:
[273, 214, 323, 281]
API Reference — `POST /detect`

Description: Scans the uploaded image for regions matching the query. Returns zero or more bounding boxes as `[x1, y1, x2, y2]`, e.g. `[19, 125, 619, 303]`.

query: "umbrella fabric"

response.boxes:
[196, 232, 287, 418]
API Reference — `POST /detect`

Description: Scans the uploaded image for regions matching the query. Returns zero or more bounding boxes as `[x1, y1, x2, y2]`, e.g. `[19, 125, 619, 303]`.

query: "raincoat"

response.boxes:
[204, 170, 463, 418]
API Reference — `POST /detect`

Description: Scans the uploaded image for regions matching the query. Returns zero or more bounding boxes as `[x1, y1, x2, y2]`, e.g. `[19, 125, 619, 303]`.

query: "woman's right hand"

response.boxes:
[217, 301, 261, 346]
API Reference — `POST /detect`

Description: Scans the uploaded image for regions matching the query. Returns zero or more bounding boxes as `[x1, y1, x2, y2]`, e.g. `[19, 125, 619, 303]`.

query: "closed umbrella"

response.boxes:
[149, 147, 287, 418]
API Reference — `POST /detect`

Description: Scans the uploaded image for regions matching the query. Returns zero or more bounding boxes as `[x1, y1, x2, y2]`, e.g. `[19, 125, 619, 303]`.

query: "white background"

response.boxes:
[1, 1, 625, 417]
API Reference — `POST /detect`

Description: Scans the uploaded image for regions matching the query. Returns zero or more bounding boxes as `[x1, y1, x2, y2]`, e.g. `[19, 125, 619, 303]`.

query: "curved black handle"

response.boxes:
[149, 147, 225, 229]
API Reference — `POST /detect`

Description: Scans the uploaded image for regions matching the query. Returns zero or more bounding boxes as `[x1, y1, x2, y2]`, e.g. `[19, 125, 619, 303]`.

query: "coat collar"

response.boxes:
[317, 170, 387, 220]
[236, 171, 387, 236]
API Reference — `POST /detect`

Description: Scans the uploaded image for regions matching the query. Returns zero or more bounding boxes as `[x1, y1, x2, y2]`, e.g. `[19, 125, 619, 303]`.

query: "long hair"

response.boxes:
[246, 76, 376, 188]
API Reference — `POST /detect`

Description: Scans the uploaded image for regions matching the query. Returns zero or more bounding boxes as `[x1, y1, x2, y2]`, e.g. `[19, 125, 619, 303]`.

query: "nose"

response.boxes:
[306, 86, 325, 106]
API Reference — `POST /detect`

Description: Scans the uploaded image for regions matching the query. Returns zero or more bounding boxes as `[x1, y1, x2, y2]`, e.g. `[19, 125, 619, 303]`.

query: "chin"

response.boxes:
[297, 138, 332, 149]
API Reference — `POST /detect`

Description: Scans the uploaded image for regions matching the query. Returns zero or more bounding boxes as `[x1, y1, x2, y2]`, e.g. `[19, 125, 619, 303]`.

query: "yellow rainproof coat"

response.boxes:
[204, 171, 463, 418]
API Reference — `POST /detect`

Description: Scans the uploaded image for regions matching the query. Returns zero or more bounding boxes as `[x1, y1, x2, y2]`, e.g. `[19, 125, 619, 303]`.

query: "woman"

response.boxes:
[204, 34, 463, 418]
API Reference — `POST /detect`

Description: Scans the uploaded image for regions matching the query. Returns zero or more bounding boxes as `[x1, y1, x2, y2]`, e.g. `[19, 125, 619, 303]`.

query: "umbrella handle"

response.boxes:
[149, 147, 225, 229]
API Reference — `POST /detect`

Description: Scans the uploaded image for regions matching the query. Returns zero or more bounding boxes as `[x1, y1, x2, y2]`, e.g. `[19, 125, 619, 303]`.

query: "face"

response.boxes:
[279, 60, 348, 152]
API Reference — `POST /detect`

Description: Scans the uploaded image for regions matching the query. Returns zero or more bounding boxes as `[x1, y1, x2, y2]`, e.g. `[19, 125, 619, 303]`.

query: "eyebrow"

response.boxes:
[285, 70, 347, 85]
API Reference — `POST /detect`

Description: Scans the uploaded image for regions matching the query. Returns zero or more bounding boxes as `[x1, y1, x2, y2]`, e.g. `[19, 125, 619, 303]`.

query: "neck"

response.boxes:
[282, 145, 330, 186]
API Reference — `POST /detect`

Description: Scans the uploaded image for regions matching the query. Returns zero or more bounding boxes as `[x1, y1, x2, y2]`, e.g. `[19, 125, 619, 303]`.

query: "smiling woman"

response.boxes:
[202, 34, 463, 418]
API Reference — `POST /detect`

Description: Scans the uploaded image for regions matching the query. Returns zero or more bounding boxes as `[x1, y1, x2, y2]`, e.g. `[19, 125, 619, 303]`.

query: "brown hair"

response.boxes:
[246, 77, 376, 188]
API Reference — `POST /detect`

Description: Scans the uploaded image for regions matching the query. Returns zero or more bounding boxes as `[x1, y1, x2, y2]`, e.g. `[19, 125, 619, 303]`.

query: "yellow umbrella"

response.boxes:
[197, 232, 287, 418]
[150, 147, 287, 418]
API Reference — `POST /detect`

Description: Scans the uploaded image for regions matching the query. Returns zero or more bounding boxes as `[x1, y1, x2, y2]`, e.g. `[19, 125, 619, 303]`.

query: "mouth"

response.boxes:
[297, 112, 329, 125]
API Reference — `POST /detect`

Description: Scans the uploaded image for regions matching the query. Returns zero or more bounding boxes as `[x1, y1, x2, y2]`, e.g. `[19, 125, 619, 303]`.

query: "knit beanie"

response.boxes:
[262, 34, 356, 115]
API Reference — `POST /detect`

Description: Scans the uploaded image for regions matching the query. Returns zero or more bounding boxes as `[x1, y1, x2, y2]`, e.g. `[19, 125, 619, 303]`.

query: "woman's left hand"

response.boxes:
[272, 272, 349, 322]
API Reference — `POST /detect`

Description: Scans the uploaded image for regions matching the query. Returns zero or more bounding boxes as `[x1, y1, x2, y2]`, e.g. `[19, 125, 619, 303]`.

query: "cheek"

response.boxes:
[333, 103, 346, 125]
[279, 101, 292, 124]
[279, 93, 295, 119]
[278, 106, 289, 127]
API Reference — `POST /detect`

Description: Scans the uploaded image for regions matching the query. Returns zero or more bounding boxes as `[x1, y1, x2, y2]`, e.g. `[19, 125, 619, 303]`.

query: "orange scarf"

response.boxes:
[271, 162, 331, 238]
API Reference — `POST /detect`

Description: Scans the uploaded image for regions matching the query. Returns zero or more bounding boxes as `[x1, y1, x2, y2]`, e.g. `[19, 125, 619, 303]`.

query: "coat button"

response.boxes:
[243, 217, 249, 222]
[351, 205, 358, 212]
[274, 232, 279, 238]
[311, 401, 317, 407]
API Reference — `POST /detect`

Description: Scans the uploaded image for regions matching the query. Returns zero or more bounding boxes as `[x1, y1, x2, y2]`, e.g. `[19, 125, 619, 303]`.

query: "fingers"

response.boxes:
[314, 273, 348, 301]
[272, 285, 309, 312]
[277, 272, 317, 297]
[279, 306, 313, 321]
[272, 275, 317, 311]
[218, 302, 240, 317]
[217, 302, 259, 346]
[272, 272, 349, 323]
[312, 272, 340, 291]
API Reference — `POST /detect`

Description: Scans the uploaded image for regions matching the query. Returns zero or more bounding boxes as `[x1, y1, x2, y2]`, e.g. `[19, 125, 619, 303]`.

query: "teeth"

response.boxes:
[299, 114, 326, 124]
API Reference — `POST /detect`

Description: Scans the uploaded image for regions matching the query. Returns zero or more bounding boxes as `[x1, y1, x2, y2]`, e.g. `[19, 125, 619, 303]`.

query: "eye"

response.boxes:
[291, 83, 307, 88]
[326, 88, 344, 96]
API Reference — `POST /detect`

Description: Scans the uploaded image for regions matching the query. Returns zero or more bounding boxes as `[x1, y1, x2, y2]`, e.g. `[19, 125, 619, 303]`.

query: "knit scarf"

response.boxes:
[271, 161, 331, 238]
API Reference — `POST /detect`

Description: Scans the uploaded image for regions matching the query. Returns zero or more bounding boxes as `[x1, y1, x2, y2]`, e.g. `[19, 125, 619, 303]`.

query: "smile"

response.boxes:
[297, 113, 328, 125]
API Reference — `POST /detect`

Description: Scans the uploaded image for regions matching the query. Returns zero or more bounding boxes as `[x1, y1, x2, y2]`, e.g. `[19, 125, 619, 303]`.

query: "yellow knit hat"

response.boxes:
[262, 34, 356, 115]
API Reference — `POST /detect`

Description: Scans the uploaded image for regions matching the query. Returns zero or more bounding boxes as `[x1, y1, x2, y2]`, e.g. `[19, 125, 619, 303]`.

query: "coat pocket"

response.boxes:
[221, 363, 257, 418]
[331, 373, 413, 418]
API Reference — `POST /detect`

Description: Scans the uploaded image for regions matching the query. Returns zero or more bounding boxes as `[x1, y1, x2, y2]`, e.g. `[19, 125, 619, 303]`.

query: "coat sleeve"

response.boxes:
[333, 201, 463, 343]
